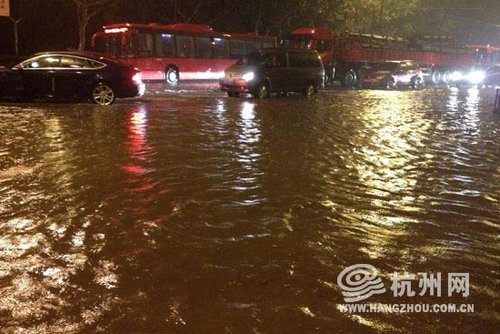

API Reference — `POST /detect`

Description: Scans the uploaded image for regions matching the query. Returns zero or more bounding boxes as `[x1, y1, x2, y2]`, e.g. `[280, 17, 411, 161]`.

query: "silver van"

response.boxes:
[220, 48, 325, 98]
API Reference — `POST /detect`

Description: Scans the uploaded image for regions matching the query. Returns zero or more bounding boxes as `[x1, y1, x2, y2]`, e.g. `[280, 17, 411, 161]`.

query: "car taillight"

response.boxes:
[132, 72, 142, 84]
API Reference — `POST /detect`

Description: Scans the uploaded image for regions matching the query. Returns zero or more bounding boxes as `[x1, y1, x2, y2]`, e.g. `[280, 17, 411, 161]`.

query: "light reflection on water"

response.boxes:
[0, 87, 499, 333]
[347, 92, 428, 264]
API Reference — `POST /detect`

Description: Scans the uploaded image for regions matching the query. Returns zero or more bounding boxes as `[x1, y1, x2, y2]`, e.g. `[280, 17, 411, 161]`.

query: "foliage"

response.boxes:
[74, 0, 118, 51]
[1, 0, 498, 55]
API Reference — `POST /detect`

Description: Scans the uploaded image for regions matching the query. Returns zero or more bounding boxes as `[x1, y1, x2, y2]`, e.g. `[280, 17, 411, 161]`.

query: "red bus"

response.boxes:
[91, 23, 277, 84]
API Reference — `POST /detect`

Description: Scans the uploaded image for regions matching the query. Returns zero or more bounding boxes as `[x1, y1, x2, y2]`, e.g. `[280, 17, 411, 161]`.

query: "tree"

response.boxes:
[74, 0, 117, 51]
[9, 17, 24, 56]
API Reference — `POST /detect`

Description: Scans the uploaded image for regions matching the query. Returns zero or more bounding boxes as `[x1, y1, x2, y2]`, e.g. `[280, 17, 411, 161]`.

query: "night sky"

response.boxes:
[0, 0, 499, 58]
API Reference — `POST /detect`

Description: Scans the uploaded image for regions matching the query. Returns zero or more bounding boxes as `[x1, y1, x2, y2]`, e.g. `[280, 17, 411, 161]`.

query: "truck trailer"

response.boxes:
[288, 27, 499, 87]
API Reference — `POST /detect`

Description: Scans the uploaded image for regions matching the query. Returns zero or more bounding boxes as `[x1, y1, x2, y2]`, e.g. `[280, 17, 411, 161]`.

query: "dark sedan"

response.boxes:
[0, 51, 145, 105]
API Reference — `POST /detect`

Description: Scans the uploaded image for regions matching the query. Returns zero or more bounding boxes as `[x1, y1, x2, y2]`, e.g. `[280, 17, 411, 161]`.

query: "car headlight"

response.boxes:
[242, 72, 255, 82]
[467, 71, 485, 84]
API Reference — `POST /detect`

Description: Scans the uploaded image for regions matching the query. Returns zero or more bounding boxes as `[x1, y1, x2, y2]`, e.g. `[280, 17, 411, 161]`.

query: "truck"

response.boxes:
[288, 27, 500, 87]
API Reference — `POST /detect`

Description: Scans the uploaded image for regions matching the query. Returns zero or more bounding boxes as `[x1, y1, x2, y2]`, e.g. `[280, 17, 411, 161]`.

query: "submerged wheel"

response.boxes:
[304, 83, 316, 97]
[412, 77, 424, 89]
[254, 83, 269, 99]
[431, 71, 441, 85]
[165, 67, 179, 85]
[91, 83, 115, 105]
[325, 67, 335, 86]
[384, 77, 396, 90]
[343, 70, 357, 88]
[442, 71, 451, 84]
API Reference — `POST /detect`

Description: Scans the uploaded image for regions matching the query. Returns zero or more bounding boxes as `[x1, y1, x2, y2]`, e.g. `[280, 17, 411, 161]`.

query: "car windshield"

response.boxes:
[471, 64, 488, 72]
[375, 62, 400, 71]
[487, 65, 500, 73]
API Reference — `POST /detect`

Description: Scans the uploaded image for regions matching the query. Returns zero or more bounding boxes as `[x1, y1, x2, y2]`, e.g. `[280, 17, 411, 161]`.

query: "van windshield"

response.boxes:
[288, 35, 313, 49]
[237, 51, 267, 65]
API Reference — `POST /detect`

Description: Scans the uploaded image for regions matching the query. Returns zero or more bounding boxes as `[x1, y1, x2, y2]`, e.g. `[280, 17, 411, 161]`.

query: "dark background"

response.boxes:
[1, 0, 499, 58]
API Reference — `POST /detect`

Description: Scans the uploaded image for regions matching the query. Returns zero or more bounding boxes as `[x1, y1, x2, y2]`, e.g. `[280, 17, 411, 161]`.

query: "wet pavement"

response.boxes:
[0, 83, 499, 333]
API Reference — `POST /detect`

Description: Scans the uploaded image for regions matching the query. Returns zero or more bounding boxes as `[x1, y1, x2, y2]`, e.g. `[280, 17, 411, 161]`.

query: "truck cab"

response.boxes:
[289, 28, 335, 83]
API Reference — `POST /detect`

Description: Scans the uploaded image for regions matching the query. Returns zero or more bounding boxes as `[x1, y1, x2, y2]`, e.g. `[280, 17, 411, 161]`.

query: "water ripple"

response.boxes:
[0, 87, 498, 332]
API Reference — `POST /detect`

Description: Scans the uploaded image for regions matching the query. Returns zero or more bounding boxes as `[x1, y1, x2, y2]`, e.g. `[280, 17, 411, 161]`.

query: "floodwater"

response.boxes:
[0, 84, 498, 333]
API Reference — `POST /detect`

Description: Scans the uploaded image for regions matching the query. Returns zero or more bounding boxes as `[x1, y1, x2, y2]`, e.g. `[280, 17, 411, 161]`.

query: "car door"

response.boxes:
[53, 56, 92, 98]
[399, 62, 417, 84]
[263, 50, 288, 92]
[0, 68, 25, 97]
[288, 51, 317, 92]
[19, 55, 61, 97]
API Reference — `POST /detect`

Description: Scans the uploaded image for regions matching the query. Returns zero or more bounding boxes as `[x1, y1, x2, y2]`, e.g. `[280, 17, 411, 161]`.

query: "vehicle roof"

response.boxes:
[104, 22, 214, 33]
[259, 47, 319, 53]
[291, 27, 334, 39]
[32, 50, 109, 59]
[27, 51, 125, 66]
[385, 60, 414, 63]
[101, 22, 275, 40]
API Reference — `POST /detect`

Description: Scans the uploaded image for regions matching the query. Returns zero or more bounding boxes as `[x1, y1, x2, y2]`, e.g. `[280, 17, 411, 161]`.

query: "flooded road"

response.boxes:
[0, 84, 499, 333]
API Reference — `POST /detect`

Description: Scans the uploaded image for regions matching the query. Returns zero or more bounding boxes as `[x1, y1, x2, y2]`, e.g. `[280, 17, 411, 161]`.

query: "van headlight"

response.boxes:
[242, 72, 255, 82]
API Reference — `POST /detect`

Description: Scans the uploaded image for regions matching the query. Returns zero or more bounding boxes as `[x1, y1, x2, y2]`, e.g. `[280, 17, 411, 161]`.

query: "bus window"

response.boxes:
[212, 37, 228, 59]
[230, 39, 246, 58]
[195, 36, 212, 58]
[94, 34, 123, 57]
[137, 32, 154, 57]
[176, 35, 194, 58]
[246, 41, 261, 53]
[122, 33, 135, 57]
[156, 33, 176, 57]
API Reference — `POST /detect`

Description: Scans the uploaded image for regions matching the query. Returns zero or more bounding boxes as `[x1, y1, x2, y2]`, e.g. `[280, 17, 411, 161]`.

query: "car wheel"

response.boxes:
[412, 77, 424, 89]
[304, 83, 316, 97]
[91, 83, 116, 105]
[384, 77, 396, 90]
[166, 67, 179, 85]
[227, 92, 239, 97]
[254, 83, 269, 99]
